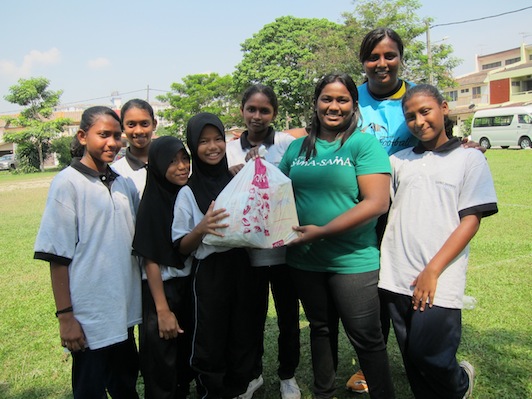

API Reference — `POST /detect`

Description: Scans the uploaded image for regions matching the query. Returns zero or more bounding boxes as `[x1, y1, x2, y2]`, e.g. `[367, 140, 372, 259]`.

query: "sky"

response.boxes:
[1, 0, 531, 114]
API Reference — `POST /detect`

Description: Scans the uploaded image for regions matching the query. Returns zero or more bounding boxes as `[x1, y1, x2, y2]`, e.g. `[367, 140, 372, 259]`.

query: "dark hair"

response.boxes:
[402, 84, 455, 137]
[121, 99, 155, 126]
[241, 84, 279, 115]
[300, 73, 359, 160]
[70, 135, 85, 158]
[359, 28, 404, 64]
[79, 106, 121, 132]
[402, 84, 444, 107]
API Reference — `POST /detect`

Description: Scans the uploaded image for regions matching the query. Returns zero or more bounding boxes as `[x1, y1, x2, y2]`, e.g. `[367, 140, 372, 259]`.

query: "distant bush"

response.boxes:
[461, 115, 473, 138]
[51, 136, 74, 169]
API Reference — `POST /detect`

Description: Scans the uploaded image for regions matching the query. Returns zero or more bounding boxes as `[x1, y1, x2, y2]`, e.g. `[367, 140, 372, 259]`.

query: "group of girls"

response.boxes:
[34, 27, 497, 399]
[33, 91, 297, 399]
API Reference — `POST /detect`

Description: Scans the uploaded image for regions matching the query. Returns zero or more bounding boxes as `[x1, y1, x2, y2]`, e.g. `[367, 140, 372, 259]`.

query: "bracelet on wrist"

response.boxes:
[55, 306, 73, 317]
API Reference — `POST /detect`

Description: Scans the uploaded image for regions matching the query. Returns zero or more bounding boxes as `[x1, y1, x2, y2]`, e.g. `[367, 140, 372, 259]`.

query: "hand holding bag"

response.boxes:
[203, 157, 299, 249]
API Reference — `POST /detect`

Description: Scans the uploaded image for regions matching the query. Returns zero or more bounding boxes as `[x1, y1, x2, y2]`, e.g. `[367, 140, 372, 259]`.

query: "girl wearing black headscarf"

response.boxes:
[133, 136, 195, 399]
[172, 113, 263, 399]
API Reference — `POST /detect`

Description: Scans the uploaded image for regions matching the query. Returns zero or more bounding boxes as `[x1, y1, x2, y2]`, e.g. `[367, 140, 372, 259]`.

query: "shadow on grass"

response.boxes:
[254, 313, 531, 399]
[460, 324, 531, 398]
[0, 384, 71, 399]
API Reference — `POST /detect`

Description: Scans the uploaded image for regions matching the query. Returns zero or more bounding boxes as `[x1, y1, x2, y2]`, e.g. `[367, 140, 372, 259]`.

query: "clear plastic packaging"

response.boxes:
[462, 295, 477, 310]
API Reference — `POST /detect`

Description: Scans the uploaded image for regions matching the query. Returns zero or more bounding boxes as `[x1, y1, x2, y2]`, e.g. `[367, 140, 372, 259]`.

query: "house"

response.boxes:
[444, 43, 532, 134]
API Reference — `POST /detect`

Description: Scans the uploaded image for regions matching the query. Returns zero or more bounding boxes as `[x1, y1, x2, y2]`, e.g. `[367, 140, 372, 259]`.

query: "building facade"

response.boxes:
[445, 43, 532, 135]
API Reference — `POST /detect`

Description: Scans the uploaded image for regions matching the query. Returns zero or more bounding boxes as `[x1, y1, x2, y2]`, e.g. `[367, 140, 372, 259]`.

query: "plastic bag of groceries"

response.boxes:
[203, 156, 299, 249]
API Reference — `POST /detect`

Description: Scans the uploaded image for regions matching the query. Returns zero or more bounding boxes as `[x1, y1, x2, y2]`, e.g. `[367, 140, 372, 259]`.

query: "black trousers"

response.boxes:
[291, 268, 395, 399]
[191, 249, 264, 399]
[381, 290, 469, 399]
[71, 327, 139, 399]
[252, 263, 301, 380]
[139, 277, 196, 399]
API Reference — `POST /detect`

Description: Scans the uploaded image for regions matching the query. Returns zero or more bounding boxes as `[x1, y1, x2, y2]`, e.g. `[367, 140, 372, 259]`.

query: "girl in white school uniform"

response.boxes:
[172, 112, 262, 399]
[379, 84, 498, 399]
[226, 84, 301, 399]
[34, 106, 142, 399]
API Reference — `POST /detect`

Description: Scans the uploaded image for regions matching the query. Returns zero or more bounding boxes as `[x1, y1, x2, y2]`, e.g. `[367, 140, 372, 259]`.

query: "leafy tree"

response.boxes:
[233, 1, 461, 127]
[233, 16, 353, 128]
[3, 77, 71, 172]
[14, 140, 51, 173]
[342, 0, 461, 88]
[157, 73, 240, 138]
[460, 115, 473, 138]
[50, 136, 75, 169]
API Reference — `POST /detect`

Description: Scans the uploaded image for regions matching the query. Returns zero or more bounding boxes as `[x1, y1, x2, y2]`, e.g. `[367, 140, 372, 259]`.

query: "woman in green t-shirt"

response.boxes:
[278, 73, 395, 399]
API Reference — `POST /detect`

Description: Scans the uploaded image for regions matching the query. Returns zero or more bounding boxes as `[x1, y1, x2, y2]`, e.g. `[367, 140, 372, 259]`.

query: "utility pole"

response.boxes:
[146, 85, 150, 102]
[426, 20, 433, 85]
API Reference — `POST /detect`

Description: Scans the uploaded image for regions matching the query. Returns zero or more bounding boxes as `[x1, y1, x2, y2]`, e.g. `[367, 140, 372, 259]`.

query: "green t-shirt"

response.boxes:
[278, 131, 391, 274]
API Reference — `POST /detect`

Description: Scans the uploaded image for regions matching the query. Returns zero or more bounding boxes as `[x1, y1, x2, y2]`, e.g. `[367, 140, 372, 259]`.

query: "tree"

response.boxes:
[50, 136, 75, 169]
[342, 0, 461, 88]
[233, 16, 353, 128]
[233, 1, 461, 127]
[3, 77, 71, 172]
[460, 115, 473, 138]
[157, 73, 240, 138]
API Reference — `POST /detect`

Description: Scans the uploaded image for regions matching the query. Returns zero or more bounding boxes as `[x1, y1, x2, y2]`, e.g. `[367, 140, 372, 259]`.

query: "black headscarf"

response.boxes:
[186, 112, 232, 214]
[133, 136, 188, 267]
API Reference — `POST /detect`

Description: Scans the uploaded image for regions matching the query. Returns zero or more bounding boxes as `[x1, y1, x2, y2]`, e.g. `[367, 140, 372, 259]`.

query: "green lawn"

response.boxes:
[0, 150, 530, 398]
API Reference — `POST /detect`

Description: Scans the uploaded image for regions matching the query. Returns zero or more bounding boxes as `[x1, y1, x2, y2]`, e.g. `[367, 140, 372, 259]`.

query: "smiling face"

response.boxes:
[78, 114, 123, 172]
[363, 36, 401, 95]
[165, 148, 190, 186]
[241, 92, 277, 139]
[197, 125, 226, 165]
[122, 107, 156, 150]
[403, 93, 449, 150]
[316, 81, 355, 136]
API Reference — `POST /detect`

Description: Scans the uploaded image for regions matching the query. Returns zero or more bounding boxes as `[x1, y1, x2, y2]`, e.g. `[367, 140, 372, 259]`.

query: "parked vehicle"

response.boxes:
[471, 106, 532, 149]
[0, 154, 17, 170]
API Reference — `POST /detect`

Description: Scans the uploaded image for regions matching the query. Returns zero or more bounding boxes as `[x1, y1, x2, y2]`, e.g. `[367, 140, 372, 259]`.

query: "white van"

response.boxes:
[471, 106, 532, 149]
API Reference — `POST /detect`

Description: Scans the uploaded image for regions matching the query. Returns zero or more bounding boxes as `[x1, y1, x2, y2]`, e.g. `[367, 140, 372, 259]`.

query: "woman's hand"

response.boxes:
[289, 224, 323, 245]
[462, 137, 486, 153]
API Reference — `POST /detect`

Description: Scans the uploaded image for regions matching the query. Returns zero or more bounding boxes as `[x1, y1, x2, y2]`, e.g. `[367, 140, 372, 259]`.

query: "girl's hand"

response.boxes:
[229, 164, 244, 176]
[244, 147, 261, 162]
[58, 313, 86, 352]
[288, 225, 323, 245]
[197, 201, 229, 237]
[157, 309, 183, 339]
[411, 268, 439, 311]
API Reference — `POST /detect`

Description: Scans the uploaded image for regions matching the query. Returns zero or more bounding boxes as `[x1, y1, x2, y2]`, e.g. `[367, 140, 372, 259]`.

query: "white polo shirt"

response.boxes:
[379, 139, 498, 309]
[112, 147, 148, 197]
[34, 161, 142, 349]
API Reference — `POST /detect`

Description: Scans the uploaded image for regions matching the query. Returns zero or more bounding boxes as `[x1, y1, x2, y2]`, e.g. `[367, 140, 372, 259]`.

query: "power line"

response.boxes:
[431, 6, 532, 28]
[58, 88, 171, 107]
[0, 88, 174, 115]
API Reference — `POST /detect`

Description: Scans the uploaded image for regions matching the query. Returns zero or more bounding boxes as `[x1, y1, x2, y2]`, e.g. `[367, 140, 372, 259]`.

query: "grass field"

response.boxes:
[0, 150, 530, 398]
